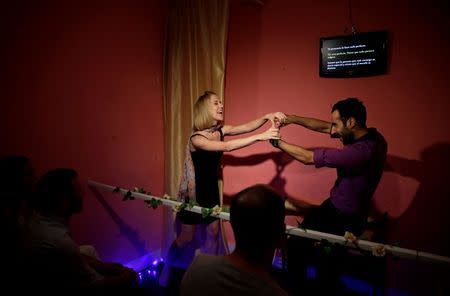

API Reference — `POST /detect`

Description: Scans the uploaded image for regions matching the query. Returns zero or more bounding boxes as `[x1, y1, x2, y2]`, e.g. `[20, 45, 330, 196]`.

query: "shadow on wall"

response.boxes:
[89, 186, 148, 257]
[221, 151, 294, 204]
[222, 144, 450, 257]
[380, 142, 450, 257]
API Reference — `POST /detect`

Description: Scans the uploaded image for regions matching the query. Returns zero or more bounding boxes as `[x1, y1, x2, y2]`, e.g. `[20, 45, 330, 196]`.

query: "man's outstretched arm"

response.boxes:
[284, 115, 331, 134]
[273, 139, 314, 165]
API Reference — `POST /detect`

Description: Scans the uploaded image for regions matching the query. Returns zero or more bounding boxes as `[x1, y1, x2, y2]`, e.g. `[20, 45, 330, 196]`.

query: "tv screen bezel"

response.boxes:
[319, 30, 388, 78]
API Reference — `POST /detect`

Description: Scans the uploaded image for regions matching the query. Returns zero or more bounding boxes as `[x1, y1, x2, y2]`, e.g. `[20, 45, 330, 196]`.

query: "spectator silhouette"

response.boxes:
[23, 168, 139, 293]
[0, 155, 35, 290]
[0, 155, 34, 225]
[181, 184, 288, 296]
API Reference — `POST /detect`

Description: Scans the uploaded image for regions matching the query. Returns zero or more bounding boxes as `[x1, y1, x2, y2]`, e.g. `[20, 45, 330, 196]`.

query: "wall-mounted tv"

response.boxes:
[319, 30, 388, 78]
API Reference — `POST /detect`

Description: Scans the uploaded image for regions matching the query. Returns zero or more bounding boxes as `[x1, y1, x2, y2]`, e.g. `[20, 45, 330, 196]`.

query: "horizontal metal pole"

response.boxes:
[88, 180, 450, 266]
[88, 180, 230, 220]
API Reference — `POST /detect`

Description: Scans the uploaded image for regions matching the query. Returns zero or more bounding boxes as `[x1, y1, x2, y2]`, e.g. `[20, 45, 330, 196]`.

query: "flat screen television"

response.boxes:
[319, 30, 388, 78]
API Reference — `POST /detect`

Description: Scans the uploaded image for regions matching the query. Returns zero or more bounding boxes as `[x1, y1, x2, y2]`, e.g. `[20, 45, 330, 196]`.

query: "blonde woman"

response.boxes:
[161, 91, 284, 288]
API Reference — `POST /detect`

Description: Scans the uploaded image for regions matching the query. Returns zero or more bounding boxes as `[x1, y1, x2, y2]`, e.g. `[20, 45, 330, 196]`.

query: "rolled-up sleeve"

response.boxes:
[313, 148, 327, 168]
[313, 143, 372, 169]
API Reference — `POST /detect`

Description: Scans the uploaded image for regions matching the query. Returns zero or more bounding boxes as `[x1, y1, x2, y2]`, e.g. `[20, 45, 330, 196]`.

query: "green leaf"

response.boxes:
[188, 200, 197, 209]
[122, 190, 132, 201]
[358, 234, 368, 241]
[201, 208, 212, 218]
[139, 187, 149, 194]
[144, 198, 163, 209]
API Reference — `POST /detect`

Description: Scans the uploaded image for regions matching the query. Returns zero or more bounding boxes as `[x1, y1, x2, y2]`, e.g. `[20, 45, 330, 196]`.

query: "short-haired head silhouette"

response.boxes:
[230, 184, 285, 262]
[35, 168, 83, 216]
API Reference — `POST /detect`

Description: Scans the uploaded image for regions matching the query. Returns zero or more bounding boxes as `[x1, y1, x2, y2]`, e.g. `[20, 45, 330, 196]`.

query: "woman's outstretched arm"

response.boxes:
[191, 125, 280, 152]
[222, 112, 286, 136]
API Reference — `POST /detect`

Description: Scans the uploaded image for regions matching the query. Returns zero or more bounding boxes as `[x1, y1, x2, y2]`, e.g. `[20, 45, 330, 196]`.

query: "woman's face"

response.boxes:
[207, 95, 224, 123]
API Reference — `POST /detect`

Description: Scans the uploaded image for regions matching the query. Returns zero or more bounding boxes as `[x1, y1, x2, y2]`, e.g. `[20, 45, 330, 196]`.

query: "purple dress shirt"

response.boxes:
[313, 128, 387, 217]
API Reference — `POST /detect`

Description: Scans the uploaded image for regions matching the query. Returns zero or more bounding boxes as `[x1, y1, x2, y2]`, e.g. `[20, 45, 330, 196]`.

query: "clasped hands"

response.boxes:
[266, 112, 287, 128]
[265, 112, 287, 147]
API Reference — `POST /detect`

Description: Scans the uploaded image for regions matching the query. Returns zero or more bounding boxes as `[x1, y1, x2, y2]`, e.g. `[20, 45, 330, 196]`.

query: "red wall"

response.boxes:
[224, 0, 450, 258]
[2, 0, 449, 278]
[1, 1, 168, 263]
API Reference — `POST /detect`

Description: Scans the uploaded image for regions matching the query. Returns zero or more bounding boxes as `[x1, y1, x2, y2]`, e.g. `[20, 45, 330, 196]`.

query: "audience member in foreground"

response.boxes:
[181, 184, 288, 296]
[24, 168, 138, 293]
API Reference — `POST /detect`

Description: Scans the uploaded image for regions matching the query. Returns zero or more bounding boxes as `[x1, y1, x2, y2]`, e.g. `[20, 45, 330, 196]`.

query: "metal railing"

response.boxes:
[88, 180, 450, 266]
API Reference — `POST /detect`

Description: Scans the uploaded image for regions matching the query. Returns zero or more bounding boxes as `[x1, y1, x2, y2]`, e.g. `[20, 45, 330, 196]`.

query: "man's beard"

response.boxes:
[341, 128, 355, 145]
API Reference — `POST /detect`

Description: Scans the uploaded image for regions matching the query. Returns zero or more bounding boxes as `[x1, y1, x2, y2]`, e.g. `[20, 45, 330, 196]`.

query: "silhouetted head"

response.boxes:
[193, 91, 224, 131]
[35, 168, 83, 216]
[230, 184, 285, 260]
[331, 97, 367, 145]
[0, 155, 34, 213]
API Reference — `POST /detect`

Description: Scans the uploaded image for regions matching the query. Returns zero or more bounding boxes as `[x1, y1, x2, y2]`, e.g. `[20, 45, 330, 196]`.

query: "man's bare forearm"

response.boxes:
[285, 115, 331, 134]
[278, 140, 314, 165]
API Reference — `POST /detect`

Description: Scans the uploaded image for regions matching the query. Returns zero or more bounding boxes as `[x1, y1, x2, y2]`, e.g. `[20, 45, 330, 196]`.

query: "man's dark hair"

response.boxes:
[230, 184, 285, 258]
[35, 168, 78, 213]
[332, 97, 367, 127]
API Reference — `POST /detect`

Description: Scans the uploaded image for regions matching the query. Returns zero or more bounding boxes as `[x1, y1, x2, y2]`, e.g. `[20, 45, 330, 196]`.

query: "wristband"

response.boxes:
[270, 139, 279, 148]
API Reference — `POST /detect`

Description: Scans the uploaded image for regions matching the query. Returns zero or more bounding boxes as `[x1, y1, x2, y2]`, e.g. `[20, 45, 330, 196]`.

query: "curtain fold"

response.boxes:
[162, 0, 230, 255]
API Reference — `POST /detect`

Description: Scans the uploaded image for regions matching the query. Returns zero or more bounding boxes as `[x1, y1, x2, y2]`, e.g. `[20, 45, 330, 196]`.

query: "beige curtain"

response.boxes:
[162, 0, 230, 254]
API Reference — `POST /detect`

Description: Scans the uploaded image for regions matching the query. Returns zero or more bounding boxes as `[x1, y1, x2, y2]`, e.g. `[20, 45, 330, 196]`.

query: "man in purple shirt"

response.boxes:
[271, 97, 387, 294]
[272, 97, 387, 235]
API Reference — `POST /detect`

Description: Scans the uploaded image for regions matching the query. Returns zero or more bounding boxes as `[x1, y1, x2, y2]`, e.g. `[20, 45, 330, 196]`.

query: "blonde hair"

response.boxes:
[193, 91, 223, 131]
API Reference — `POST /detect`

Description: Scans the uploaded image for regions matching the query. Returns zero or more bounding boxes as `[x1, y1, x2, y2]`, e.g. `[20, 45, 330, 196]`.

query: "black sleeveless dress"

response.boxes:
[178, 129, 223, 225]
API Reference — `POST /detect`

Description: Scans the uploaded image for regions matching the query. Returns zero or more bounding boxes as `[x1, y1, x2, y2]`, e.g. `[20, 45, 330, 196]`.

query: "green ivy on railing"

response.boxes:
[111, 186, 224, 219]
[112, 185, 391, 259]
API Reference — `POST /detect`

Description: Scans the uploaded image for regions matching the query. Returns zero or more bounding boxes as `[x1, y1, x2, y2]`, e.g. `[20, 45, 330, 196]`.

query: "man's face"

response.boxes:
[330, 110, 355, 145]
